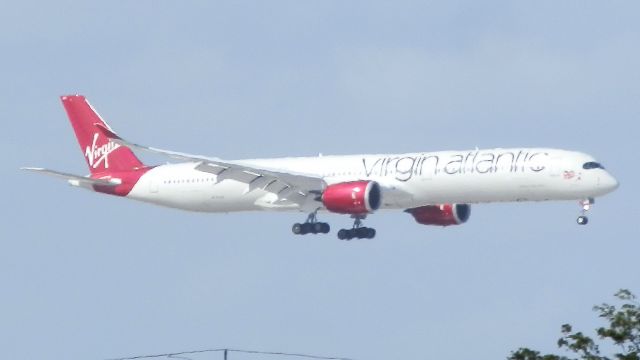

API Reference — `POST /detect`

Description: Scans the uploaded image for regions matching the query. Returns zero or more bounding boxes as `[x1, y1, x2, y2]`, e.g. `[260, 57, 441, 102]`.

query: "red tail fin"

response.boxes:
[61, 95, 144, 174]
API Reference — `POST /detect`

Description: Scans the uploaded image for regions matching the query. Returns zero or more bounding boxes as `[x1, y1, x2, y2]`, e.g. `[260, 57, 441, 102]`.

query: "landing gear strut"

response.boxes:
[577, 198, 594, 225]
[337, 215, 376, 240]
[292, 211, 330, 235]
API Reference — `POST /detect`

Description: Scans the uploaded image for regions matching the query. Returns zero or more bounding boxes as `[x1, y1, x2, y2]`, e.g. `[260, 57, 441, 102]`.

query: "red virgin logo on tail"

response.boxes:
[85, 133, 120, 169]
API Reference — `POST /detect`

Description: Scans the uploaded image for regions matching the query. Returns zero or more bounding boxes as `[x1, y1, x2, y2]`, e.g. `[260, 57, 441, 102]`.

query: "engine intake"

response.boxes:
[322, 181, 381, 214]
[406, 204, 471, 226]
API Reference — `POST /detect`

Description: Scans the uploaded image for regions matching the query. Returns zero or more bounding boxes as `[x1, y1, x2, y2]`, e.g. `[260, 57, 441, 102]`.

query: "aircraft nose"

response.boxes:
[600, 172, 620, 192]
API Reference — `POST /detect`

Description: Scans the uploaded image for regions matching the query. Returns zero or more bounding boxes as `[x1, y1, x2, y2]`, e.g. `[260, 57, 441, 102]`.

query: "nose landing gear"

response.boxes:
[576, 198, 594, 225]
[292, 211, 330, 235]
[337, 216, 376, 240]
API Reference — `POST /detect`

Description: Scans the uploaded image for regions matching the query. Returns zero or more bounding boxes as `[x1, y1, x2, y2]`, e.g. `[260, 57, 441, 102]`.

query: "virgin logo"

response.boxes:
[85, 133, 120, 169]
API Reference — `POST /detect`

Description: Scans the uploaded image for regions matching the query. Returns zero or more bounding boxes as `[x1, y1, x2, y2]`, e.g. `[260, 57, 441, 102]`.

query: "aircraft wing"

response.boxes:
[95, 124, 325, 206]
[21, 167, 121, 187]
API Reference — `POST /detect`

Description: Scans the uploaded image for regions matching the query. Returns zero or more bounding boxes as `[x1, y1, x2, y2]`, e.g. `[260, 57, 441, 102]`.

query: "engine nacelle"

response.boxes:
[406, 204, 471, 226]
[322, 181, 381, 215]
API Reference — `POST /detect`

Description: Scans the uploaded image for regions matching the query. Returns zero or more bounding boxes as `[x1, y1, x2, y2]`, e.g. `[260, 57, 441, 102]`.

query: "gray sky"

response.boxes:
[2, 1, 639, 359]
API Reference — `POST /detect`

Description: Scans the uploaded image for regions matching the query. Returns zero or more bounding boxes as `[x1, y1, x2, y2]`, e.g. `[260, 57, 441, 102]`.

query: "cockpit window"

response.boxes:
[583, 162, 605, 170]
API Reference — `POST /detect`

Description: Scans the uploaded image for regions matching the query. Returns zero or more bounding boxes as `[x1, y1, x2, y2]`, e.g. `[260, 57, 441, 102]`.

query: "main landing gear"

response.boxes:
[292, 211, 330, 235]
[337, 216, 376, 240]
[576, 198, 594, 225]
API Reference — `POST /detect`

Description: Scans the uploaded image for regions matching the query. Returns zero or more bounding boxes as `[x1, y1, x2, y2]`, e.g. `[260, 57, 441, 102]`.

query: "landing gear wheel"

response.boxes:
[313, 222, 330, 234]
[576, 198, 594, 225]
[338, 229, 352, 240]
[292, 223, 303, 235]
[301, 222, 313, 234]
[365, 228, 376, 239]
[337, 216, 376, 240]
[345, 230, 354, 240]
[292, 210, 331, 236]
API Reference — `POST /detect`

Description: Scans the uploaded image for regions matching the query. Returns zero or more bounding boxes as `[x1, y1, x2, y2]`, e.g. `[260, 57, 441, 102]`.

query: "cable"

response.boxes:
[228, 348, 354, 359]
[105, 348, 355, 360]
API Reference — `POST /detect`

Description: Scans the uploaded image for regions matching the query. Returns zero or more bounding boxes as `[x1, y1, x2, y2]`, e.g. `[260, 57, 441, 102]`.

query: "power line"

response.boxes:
[105, 348, 355, 360]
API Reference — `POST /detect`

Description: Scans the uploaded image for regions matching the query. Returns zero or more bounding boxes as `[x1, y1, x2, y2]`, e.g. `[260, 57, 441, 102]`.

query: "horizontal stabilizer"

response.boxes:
[21, 167, 120, 187]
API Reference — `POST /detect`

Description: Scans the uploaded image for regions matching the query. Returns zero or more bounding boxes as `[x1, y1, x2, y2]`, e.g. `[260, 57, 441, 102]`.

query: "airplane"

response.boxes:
[23, 95, 619, 240]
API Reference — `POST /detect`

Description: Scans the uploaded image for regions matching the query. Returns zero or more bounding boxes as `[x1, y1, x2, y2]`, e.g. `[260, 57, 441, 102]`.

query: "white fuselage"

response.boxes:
[124, 148, 619, 213]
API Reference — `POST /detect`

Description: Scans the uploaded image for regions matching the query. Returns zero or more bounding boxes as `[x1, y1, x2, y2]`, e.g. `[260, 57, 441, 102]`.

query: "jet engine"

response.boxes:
[405, 204, 471, 226]
[322, 181, 381, 214]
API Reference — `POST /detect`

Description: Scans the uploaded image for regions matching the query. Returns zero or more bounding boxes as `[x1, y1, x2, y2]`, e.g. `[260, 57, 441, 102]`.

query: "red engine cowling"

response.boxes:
[406, 204, 471, 226]
[322, 181, 381, 214]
